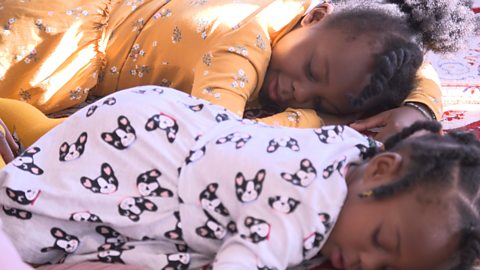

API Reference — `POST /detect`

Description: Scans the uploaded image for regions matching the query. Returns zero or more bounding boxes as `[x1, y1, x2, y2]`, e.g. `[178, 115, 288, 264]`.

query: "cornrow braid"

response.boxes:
[361, 121, 480, 269]
[319, 6, 424, 114]
[350, 39, 423, 109]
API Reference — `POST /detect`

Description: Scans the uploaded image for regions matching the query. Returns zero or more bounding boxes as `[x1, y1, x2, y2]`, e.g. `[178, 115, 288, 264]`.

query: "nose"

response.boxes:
[292, 80, 316, 105]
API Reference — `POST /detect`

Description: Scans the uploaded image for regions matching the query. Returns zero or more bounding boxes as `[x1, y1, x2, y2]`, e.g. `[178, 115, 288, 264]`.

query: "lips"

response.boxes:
[267, 72, 280, 103]
[330, 247, 345, 269]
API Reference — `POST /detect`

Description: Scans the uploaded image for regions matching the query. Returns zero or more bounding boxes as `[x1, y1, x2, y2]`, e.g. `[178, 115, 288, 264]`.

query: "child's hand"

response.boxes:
[0, 118, 19, 165]
[349, 106, 429, 142]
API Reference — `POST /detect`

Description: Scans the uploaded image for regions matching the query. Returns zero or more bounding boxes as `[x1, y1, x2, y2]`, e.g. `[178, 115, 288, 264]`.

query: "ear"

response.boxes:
[363, 152, 403, 185]
[301, 3, 333, 27]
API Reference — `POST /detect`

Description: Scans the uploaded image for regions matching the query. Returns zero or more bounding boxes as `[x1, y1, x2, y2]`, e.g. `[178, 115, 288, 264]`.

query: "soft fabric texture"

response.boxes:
[0, 86, 372, 270]
[0, 0, 441, 127]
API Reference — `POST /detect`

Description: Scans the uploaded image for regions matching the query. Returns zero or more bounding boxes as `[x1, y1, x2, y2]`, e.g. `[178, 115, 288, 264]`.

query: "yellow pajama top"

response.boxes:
[0, 0, 442, 129]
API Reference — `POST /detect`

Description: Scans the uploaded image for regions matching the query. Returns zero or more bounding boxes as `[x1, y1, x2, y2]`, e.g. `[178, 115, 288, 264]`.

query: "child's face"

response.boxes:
[321, 153, 460, 270]
[261, 20, 378, 116]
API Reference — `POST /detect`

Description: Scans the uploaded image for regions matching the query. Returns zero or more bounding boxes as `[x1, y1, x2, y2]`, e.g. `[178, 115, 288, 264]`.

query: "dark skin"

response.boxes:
[321, 149, 460, 270]
[260, 3, 430, 141]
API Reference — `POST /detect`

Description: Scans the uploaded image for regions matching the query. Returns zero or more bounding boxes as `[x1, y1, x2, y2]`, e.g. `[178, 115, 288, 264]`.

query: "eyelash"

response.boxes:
[306, 61, 315, 81]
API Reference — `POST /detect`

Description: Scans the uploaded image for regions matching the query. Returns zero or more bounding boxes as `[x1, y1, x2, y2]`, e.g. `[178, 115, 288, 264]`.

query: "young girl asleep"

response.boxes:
[0, 85, 479, 270]
[0, 0, 476, 147]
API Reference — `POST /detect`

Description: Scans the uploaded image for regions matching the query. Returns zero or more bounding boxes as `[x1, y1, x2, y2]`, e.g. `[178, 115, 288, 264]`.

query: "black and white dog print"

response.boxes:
[235, 169, 266, 203]
[12, 147, 43, 175]
[303, 232, 324, 258]
[266, 136, 300, 153]
[97, 244, 134, 264]
[226, 221, 238, 234]
[164, 211, 184, 242]
[96, 225, 129, 248]
[199, 183, 229, 216]
[185, 146, 206, 165]
[145, 112, 179, 143]
[118, 196, 158, 222]
[95, 225, 133, 264]
[323, 156, 347, 179]
[69, 211, 103, 223]
[281, 159, 317, 187]
[184, 103, 204, 112]
[268, 196, 300, 214]
[215, 113, 229, 122]
[195, 213, 226, 240]
[86, 97, 117, 117]
[162, 253, 190, 270]
[240, 216, 270, 243]
[319, 212, 332, 233]
[80, 163, 119, 194]
[132, 87, 164, 95]
[59, 132, 88, 161]
[314, 125, 344, 144]
[257, 263, 278, 270]
[216, 132, 252, 149]
[41, 227, 80, 254]
[101, 115, 136, 150]
[136, 169, 173, 197]
[6, 187, 40, 205]
[2, 206, 32, 220]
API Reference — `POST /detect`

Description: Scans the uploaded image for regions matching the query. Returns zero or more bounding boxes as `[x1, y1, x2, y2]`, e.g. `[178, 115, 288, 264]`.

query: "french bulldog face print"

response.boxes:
[185, 103, 204, 112]
[281, 159, 317, 187]
[6, 187, 40, 205]
[59, 132, 88, 161]
[81, 163, 118, 194]
[86, 104, 98, 117]
[163, 253, 190, 270]
[12, 147, 43, 175]
[103, 97, 117, 106]
[96, 225, 129, 247]
[145, 113, 179, 143]
[216, 132, 252, 149]
[323, 156, 347, 179]
[101, 115, 136, 150]
[303, 232, 324, 258]
[314, 125, 344, 144]
[41, 227, 80, 254]
[195, 217, 226, 240]
[69, 211, 103, 223]
[3, 206, 32, 220]
[97, 243, 134, 264]
[319, 213, 332, 233]
[136, 169, 173, 197]
[199, 183, 229, 216]
[86, 97, 117, 117]
[164, 211, 184, 241]
[185, 146, 206, 165]
[241, 216, 270, 243]
[118, 196, 158, 222]
[268, 196, 300, 214]
[215, 113, 229, 122]
[235, 169, 266, 203]
[133, 87, 164, 95]
[266, 136, 300, 153]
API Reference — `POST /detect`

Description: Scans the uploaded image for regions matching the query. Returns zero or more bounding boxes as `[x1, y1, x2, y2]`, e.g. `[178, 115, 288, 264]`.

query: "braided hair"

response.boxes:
[360, 121, 480, 269]
[322, 0, 478, 114]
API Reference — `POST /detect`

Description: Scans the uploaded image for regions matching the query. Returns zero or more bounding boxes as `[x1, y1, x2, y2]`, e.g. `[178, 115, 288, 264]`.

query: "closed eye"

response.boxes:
[305, 61, 316, 81]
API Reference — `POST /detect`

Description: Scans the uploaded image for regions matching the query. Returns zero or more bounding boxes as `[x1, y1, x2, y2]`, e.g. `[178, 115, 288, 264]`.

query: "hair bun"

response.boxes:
[387, 0, 478, 53]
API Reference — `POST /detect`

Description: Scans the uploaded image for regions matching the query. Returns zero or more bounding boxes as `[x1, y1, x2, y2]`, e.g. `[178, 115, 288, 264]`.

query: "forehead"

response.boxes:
[312, 28, 378, 111]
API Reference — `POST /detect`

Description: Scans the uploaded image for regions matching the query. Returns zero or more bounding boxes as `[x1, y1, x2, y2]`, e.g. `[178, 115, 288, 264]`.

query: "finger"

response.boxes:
[0, 135, 15, 164]
[350, 113, 387, 132]
[0, 119, 18, 155]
